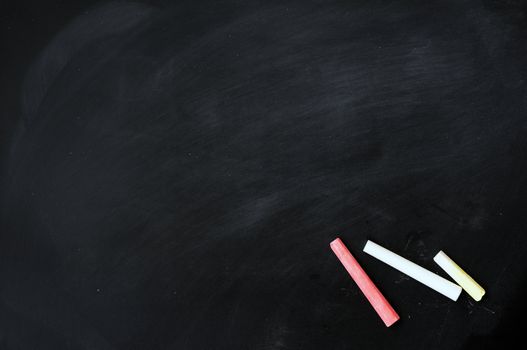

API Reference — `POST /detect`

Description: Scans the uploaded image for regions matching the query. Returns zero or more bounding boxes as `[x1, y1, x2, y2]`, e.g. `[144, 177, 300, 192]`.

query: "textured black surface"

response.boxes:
[1, 0, 527, 349]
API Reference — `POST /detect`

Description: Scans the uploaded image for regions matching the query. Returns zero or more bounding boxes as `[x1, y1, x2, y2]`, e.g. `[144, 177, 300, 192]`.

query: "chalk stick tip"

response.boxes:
[363, 239, 374, 250]
[451, 287, 462, 301]
[433, 250, 446, 262]
[384, 314, 400, 327]
[330, 237, 342, 247]
[473, 289, 485, 302]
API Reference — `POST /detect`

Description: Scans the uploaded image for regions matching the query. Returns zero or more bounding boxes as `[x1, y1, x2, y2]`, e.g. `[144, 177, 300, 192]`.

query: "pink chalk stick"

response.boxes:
[330, 238, 399, 327]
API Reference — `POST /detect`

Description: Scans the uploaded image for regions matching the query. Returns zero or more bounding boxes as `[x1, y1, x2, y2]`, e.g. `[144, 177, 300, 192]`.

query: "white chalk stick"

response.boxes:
[363, 240, 462, 301]
[434, 251, 485, 301]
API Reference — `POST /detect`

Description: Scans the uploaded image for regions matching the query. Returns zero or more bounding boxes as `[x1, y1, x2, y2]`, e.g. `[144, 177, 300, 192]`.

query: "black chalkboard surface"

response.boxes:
[1, 0, 526, 349]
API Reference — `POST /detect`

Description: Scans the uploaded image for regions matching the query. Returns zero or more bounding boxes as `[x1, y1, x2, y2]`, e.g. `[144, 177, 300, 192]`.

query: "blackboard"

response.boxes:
[1, 0, 526, 349]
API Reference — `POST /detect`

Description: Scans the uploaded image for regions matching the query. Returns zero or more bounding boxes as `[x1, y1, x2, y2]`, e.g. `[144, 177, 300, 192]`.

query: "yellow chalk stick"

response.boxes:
[433, 251, 485, 301]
